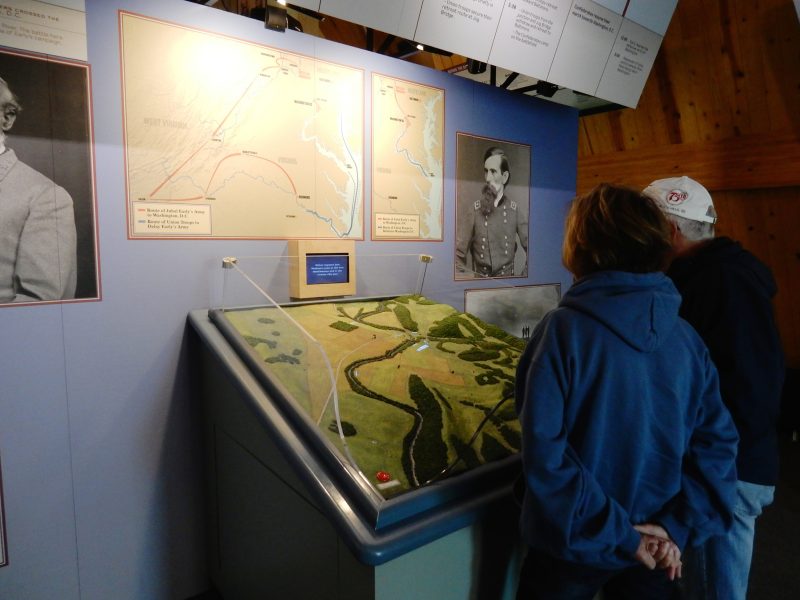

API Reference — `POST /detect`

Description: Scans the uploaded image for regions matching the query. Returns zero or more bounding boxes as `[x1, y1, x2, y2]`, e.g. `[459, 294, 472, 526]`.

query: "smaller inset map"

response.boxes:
[222, 295, 523, 497]
[372, 74, 444, 240]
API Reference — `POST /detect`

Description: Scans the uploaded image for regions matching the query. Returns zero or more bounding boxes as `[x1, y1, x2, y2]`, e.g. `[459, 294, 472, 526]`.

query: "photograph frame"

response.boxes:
[464, 283, 561, 340]
[0, 48, 100, 307]
[454, 132, 531, 281]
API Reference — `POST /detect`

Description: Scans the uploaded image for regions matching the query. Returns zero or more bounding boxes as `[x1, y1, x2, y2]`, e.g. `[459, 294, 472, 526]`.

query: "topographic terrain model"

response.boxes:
[120, 12, 363, 239]
[372, 74, 444, 240]
[224, 295, 525, 497]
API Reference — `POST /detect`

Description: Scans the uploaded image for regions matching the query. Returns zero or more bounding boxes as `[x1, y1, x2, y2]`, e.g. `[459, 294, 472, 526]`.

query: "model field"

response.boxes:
[223, 294, 525, 497]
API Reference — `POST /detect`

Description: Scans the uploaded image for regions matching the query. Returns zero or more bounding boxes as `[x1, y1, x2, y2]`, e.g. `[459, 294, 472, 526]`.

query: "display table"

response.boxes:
[189, 307, 524, 599]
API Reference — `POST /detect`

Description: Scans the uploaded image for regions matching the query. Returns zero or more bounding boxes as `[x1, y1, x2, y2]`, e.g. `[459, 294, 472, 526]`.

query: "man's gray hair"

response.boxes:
[669, 213, 715, 241]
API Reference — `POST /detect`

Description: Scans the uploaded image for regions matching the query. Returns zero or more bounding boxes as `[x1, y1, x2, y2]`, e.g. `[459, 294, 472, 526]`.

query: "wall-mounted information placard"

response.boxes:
[0, 0, 87, 61]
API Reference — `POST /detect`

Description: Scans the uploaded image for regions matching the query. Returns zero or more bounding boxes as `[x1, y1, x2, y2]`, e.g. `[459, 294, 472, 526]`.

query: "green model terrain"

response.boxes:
[224, 295, 525, 498]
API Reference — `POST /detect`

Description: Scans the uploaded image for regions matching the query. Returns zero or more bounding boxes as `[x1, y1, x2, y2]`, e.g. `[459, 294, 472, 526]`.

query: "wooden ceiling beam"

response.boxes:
[577, 131, 800, 194]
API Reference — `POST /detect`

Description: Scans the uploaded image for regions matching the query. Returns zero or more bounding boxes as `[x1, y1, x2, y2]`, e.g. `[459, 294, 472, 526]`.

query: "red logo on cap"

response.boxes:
[666, 189, 688, 205]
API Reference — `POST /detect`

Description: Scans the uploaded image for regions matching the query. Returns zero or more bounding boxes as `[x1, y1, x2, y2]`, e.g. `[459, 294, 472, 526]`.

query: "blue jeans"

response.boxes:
[681, 480, 774, 600]
[516, 549, 676, 600]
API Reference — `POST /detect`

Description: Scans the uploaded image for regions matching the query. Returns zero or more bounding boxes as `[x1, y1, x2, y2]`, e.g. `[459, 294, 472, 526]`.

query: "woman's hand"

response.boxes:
[634, 523, 683, 580]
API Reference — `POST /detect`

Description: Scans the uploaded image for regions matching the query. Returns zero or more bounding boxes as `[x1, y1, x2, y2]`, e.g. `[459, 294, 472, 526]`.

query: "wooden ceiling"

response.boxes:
[577, 0, 800, 193]
[576, 0, 799, 368]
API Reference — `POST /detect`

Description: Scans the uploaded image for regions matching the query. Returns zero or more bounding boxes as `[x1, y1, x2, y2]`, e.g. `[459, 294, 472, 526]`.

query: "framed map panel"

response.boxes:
[120, 12, 364, 240]
[371, 73, 444, 241]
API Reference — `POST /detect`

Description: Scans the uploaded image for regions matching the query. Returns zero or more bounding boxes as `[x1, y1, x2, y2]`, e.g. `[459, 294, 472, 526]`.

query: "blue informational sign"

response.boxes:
[306, 253, 350, 285]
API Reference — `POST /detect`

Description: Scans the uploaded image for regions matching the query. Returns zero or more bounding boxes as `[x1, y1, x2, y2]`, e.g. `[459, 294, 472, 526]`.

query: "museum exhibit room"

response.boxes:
[0, 1, 797, 599]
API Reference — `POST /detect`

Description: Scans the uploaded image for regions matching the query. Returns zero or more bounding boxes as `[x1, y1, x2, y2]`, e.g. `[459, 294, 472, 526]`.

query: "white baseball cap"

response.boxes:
[643, 176, 717, 224]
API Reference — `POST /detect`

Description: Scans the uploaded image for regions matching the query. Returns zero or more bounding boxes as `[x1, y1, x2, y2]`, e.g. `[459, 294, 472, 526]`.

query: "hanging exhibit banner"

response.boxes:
[120, 12, 364, 240]
[371, 73, 444, 241]
[313, 0, 677, 108]
[0, 0, 87, 61]
[0, 48, 100, 306]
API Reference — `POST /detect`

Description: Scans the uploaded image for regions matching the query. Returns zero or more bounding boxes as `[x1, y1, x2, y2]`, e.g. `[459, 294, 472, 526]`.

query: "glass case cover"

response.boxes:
[209, 252, 524, 530]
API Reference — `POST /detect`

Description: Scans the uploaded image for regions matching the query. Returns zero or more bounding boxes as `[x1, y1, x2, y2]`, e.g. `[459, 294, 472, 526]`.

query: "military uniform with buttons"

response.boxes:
[456, 194, 528, 278]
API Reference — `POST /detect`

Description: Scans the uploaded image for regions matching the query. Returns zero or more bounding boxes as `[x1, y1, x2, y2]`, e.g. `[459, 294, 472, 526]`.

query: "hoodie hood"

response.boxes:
[560, 271, 682, 353]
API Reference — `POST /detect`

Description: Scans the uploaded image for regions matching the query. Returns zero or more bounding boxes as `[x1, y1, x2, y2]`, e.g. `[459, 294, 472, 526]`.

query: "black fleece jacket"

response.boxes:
[667, 237, 785, 485]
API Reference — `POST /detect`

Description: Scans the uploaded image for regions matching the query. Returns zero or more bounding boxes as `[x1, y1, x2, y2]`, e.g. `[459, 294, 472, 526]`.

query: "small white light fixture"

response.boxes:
[416, 43, 424, 51]
[277, 0, 287, 5]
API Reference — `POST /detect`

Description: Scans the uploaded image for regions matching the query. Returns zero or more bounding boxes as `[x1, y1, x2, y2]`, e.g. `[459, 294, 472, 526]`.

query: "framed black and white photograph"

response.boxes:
[0, 48, 99, 307]
[465, 283, 561, 340]
[455, 133, 530, 280]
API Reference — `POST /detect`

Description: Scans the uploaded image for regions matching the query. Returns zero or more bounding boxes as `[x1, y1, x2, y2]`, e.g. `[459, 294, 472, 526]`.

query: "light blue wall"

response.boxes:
[0, 0, 577, 598]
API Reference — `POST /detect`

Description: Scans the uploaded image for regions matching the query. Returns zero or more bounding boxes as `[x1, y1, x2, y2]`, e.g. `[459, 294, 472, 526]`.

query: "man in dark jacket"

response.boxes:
[644, 175, 785, 600]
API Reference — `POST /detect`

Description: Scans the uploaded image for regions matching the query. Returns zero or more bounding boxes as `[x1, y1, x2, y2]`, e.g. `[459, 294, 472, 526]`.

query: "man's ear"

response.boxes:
[668, 220, 693, 257]
[667, 219, 678, 241]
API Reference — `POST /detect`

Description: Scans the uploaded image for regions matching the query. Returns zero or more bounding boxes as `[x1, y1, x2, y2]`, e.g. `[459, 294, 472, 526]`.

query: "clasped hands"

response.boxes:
[633, 523, 682, 580]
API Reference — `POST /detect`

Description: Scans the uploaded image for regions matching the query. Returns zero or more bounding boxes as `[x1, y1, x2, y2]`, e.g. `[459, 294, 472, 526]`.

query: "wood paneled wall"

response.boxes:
[577, 0, 800, 368]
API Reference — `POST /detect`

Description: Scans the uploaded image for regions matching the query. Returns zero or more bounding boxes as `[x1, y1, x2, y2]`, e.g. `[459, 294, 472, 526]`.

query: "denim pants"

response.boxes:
[681, 480, 775, 600]
[516, 549, 676, 600]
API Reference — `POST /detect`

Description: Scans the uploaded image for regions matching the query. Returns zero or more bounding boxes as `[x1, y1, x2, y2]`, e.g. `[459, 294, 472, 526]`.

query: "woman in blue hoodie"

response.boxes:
[515, 184, 738, 599]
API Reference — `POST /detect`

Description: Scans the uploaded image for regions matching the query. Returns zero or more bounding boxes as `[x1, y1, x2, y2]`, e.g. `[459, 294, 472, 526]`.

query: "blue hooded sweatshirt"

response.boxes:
[515, 271, 738, 568]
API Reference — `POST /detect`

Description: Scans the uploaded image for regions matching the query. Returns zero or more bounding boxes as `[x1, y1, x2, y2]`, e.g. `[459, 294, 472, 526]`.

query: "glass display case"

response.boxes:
[189, 250, 524, 598]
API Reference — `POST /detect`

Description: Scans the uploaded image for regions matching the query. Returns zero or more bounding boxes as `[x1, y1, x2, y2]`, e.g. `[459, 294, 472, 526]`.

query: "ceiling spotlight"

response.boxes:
[287, 14, 303, 32]
[264, 4, 288, 31]
[416, 43, 424, 51]
[466, 59, 487, 75]
[534, 80, 559, 97]
[276, 0, 287, 4]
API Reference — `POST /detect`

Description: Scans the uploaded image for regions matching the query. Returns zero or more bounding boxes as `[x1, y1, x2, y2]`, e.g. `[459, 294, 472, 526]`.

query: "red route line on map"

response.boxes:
[148, 60, 290, 200]
[150, 152, 299, 202]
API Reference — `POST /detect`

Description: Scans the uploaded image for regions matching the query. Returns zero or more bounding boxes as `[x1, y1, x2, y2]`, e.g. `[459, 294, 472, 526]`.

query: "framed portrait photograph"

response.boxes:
[465, 283, 561, 340]
[0, 49, 99, 307]
[455, 133, 531, 280]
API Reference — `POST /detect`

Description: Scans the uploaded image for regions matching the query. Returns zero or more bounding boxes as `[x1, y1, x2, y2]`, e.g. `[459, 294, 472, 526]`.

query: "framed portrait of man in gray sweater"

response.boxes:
[0, 49, 98, 306]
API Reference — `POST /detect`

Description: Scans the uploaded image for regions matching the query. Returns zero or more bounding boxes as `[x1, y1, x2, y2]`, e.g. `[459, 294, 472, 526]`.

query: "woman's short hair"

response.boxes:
[562, 183, 672, 279]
